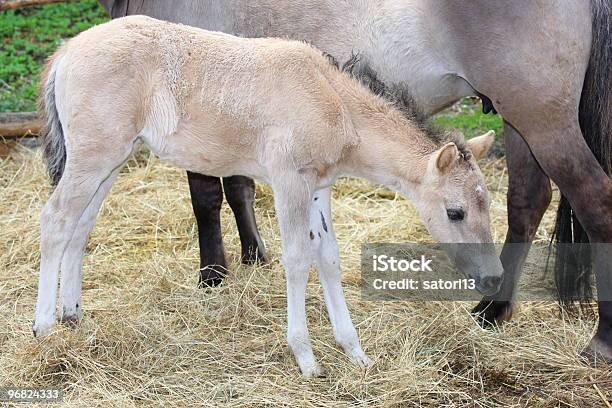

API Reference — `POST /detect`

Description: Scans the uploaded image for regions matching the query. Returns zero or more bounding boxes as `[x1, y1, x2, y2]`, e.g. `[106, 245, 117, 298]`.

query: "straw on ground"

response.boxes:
[0, 145, 610, 407]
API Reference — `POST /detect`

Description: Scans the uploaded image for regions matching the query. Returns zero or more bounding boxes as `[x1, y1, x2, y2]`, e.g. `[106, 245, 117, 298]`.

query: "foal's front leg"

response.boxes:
[309, 188, 371, 367]
[272, 174, 324, 378]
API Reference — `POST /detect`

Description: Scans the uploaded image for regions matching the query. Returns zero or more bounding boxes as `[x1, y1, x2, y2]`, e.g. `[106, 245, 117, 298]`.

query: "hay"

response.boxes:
[0, 144, 610, 407]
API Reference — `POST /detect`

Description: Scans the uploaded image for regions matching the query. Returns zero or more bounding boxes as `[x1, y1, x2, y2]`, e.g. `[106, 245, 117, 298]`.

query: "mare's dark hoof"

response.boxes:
[241, 244, 269, 266]
[471, 300, 514, 328]
[581, 336, 612, 366]
[198, 266, 228, 288]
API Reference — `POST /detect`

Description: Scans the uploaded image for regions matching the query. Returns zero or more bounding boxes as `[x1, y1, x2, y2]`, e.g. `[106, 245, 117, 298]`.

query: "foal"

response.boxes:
[34, 16, 502, 377]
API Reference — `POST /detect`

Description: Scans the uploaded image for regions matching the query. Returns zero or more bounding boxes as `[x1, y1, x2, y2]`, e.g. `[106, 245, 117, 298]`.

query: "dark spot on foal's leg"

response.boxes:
[310, 231, 315, 240]
[319, 211, 328, 232]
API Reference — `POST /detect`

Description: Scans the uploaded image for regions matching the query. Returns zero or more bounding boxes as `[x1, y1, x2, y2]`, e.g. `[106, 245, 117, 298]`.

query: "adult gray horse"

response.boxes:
[98, 0, 612, 360]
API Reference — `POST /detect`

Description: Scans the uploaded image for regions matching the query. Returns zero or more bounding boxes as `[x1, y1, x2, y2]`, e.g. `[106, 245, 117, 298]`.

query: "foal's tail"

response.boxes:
[554, 0, 612, 309]
[39, 48, 67, 186]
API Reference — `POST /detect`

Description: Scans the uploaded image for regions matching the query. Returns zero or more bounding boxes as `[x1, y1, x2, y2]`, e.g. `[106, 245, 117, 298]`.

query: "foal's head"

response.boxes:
[416, 130, 504, 296]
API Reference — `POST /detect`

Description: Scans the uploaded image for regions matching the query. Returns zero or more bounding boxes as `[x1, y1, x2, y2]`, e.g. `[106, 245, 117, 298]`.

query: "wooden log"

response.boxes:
[0, 140, 17, 158]
[0, 112, 41, 137]
[0, 0, 77, 11]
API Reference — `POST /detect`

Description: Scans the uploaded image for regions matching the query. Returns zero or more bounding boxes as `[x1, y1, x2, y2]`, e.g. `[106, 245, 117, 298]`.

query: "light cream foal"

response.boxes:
[34, 16, 502, 377]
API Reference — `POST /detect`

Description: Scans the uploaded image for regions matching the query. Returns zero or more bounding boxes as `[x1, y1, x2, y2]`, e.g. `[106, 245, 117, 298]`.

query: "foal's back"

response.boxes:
[51, 16, 354, 178]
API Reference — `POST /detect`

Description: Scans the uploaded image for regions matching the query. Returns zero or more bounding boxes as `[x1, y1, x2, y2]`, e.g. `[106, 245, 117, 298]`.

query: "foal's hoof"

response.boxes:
[349, 351, 373, 369]
[340, 342, 373, 368]
[581, 336, 612, 366]
[61, 305, 83, 329]
[471, 300, 514, 328]
[32, 321, 55, 338]
[60, 314, 81, 329]
[198, 266, 228, 288]
[301, 363, 327, 379]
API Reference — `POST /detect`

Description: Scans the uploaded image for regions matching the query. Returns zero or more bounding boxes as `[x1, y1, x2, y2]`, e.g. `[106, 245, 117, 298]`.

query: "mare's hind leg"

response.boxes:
[187, 172, 228, 287]
[33, 142, 134, 337]
[503, 114, 612, 360]
[472, 121, 552, 326]
[223, 176, 269, 265]
[58, 166, 124, 326]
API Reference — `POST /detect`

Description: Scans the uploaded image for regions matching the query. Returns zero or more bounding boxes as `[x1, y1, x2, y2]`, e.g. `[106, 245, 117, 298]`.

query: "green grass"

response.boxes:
[0, 0, 108, 112]
[433, 98, 504, 140]
[0, 2, 503, 141]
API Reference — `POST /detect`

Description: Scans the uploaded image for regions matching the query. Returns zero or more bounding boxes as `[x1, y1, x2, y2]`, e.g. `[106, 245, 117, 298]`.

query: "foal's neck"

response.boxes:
[337, 85, 438, 198]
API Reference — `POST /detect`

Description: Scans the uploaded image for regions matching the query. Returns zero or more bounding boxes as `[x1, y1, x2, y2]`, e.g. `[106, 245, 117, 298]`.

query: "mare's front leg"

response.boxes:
[187, 172, 228, 287]
[310, 187, 371, 367]
[472, 121, 552, 326]
[272, 170, 325, 378]
[222, 176, 268, 264]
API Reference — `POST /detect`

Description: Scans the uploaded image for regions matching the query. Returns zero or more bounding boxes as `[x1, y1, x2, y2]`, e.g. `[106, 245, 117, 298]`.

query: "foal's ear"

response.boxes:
[435, 142, 459, 174]
[467, 130, 496, 160]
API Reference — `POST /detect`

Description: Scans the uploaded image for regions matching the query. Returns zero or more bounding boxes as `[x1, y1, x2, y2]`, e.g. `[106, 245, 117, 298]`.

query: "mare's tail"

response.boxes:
[554, 0, 612, 309]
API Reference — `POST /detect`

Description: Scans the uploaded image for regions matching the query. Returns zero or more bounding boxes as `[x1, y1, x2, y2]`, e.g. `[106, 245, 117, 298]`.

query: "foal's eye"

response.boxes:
[447, 208, 465, 221]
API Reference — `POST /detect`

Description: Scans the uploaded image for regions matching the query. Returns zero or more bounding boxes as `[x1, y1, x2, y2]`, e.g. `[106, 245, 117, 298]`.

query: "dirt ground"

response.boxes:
[1, 145, 610, 407]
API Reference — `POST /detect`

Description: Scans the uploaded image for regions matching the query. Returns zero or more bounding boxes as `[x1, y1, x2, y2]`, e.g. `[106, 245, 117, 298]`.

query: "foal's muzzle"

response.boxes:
[472, 275, 503, 297]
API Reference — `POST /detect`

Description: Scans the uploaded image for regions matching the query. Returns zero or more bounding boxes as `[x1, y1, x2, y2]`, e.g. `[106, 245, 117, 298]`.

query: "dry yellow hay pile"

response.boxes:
[0, 144, 610, 407]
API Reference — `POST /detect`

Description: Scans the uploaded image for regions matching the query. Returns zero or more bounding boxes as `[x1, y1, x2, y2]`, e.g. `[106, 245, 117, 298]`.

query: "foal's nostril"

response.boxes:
[481, 276, 503, 293]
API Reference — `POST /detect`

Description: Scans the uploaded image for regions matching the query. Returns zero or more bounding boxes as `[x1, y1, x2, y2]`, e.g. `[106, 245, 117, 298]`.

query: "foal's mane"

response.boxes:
[324, 52, 471, 159]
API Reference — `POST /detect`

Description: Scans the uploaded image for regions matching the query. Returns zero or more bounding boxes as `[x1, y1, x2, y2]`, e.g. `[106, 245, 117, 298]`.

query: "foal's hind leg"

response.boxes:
[472, 121, 552, 326]
[34, 143, 134, 337]
[58, 166, 123, 326]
